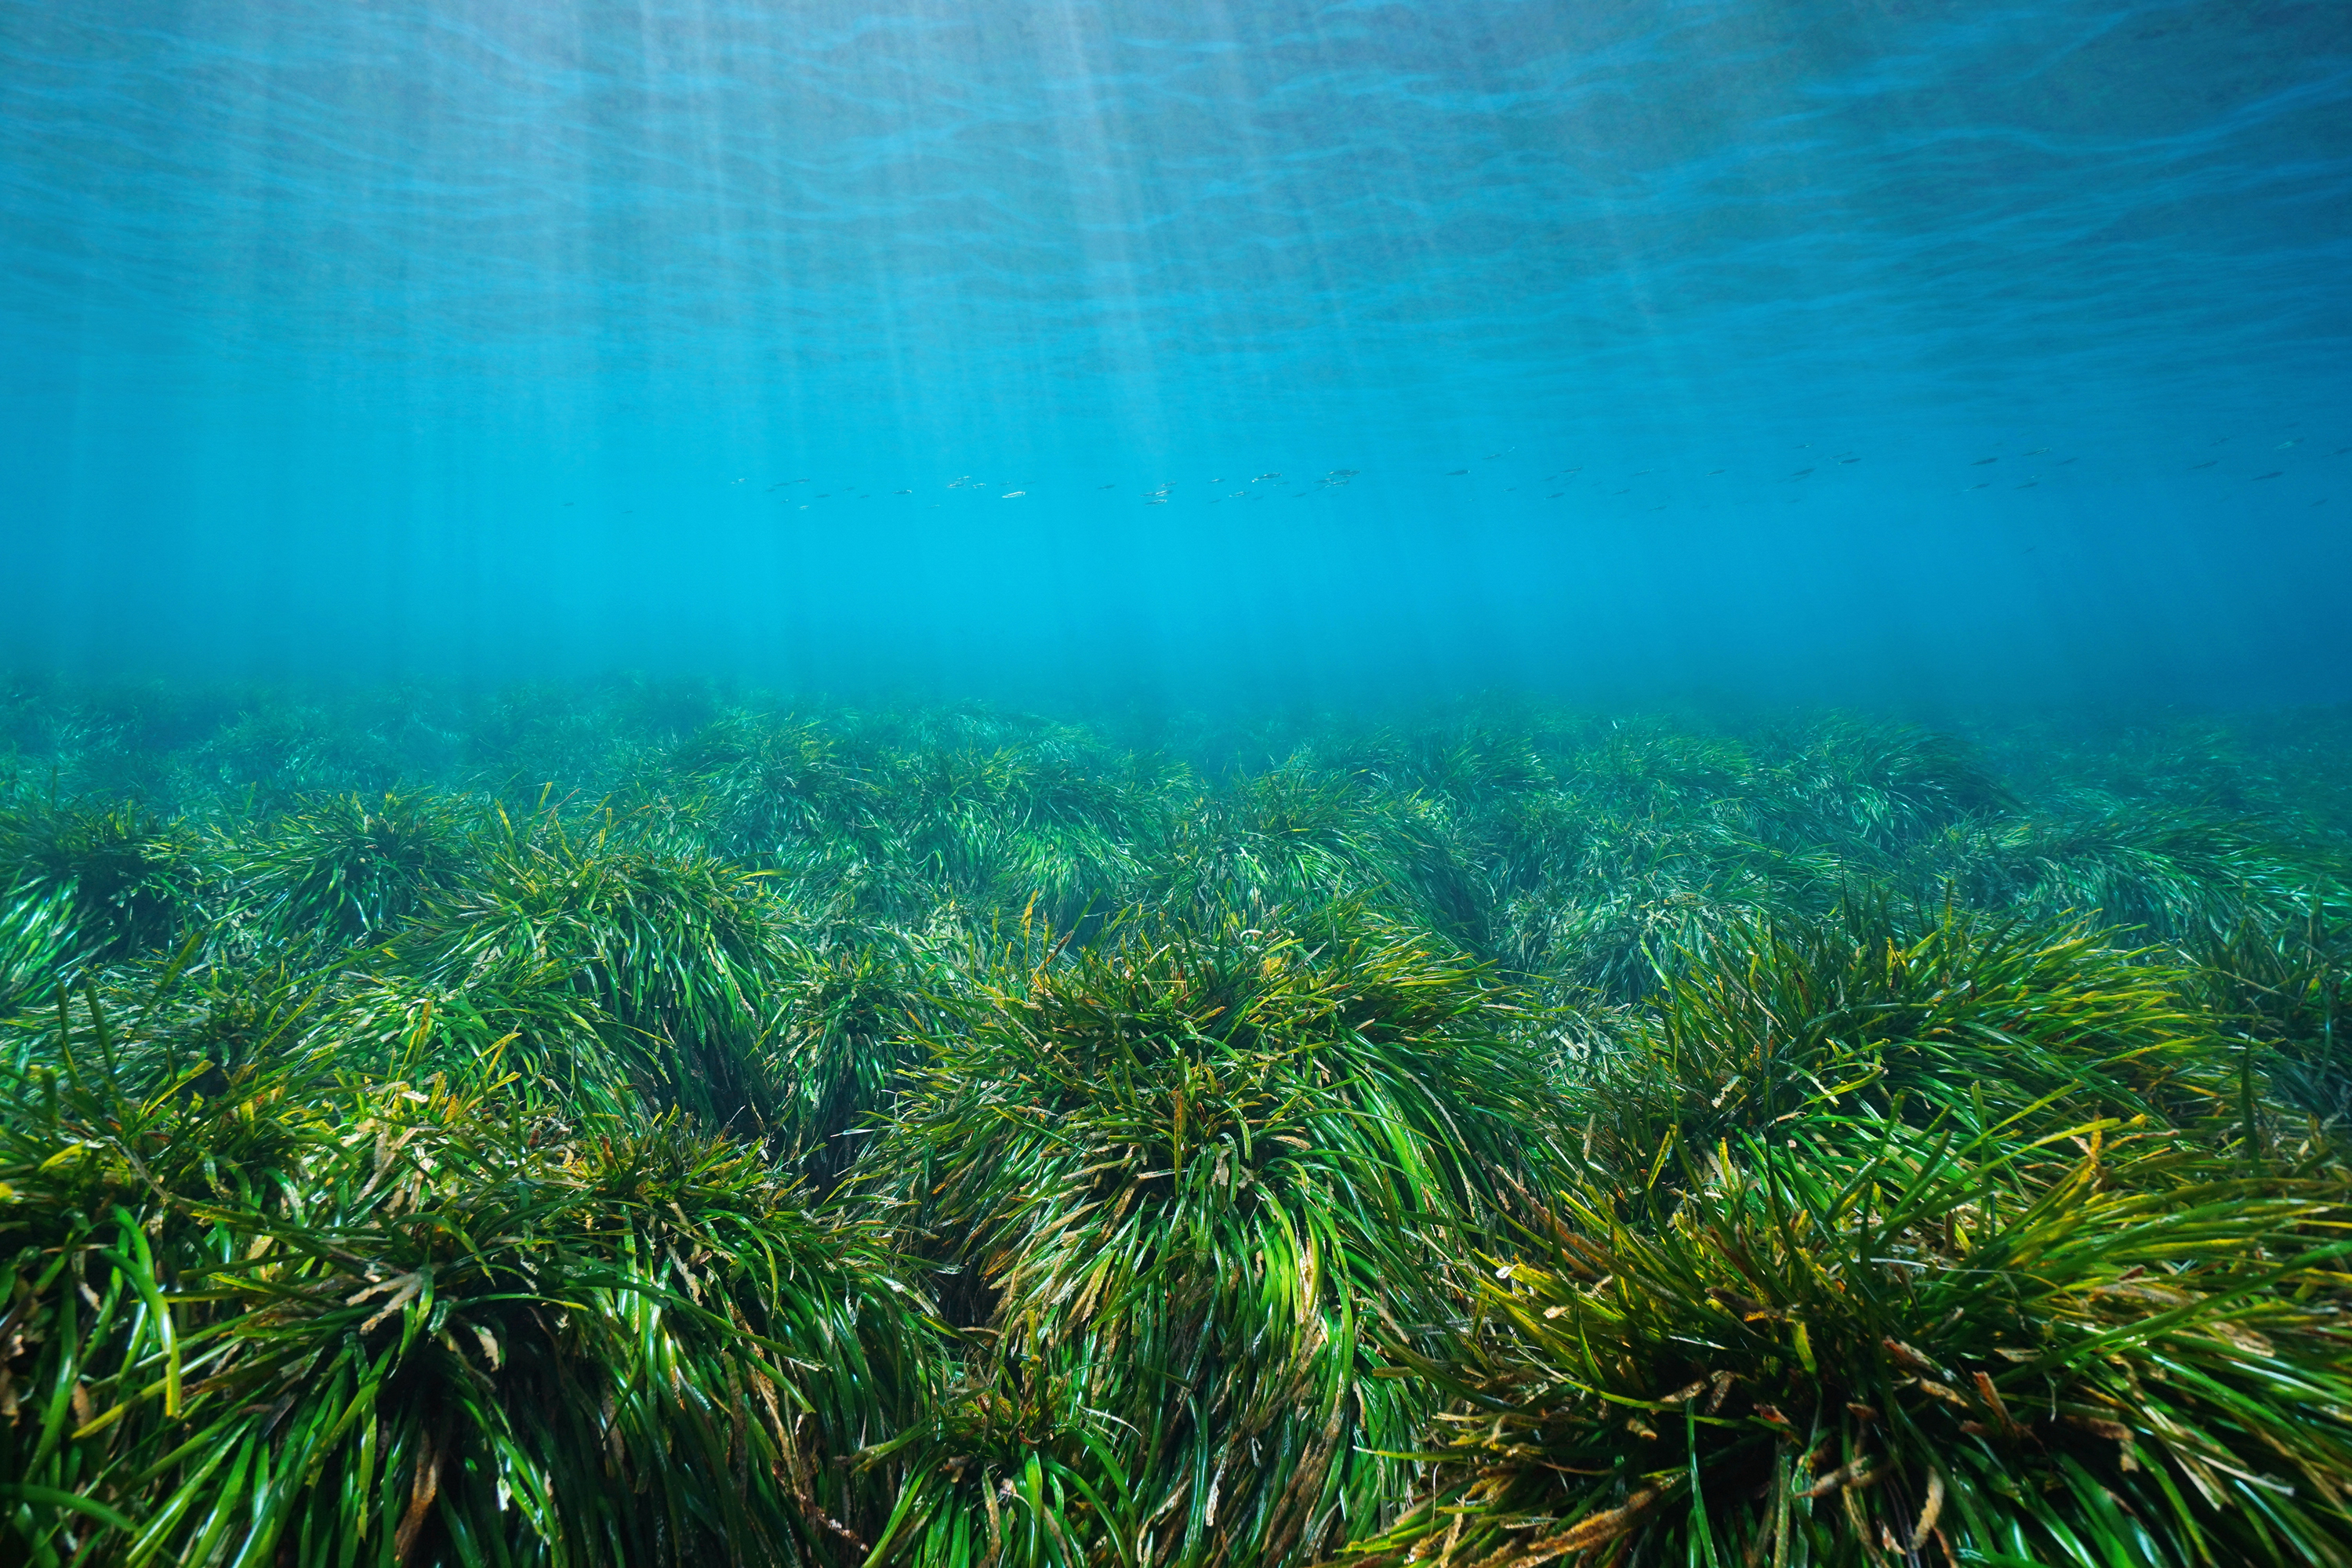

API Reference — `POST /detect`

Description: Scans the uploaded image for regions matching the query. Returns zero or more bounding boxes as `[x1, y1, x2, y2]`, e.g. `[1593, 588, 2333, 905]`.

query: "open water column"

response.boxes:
[3, 4, 2351, 1566]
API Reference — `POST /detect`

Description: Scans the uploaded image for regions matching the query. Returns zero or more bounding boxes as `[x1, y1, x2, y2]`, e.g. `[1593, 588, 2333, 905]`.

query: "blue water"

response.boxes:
[3, 0, 2348, 710]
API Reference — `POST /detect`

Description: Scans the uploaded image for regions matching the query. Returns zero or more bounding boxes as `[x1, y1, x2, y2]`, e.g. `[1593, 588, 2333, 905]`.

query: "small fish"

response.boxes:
[1838, 457, 1860, 465]
[2015, 482, 2037, 489]
[1001, 490, 1026, 499]
[1446, 469, 1468, 476]
[1970, 457, 1999, 466]
[896, 489, 913, 495]
[2058, 458, 2078, 464]
[1631, 470, 1650, 476]
[563, 502, 574, 506]
[2336, 448, 2352, 456]
[1098, 484, 1117, 490]
[1145, 499, 1168, 506]
[816, 492, 830, 498]
[1328, 469, 1359, 477]
[1706, 469, 1724, 475]
[1788, 468, 1813, 477]
[2190, 460, 2218, 469]
[1548, 492, 1563, 498]
[1610, 488, 1628, 495]
[2252, 471, 2282, 481]
[2278, 439, 2300, 449]
[1965, 483, 1989, 491]
[1252, 473, 1280, 481]
[1484, 452, 1503, 459]
[2024, 448, 2049, 456]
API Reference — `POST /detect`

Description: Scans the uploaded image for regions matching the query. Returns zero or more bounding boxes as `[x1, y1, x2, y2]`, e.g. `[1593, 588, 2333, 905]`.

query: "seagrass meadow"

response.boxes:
[3, 677, 2352, 1568]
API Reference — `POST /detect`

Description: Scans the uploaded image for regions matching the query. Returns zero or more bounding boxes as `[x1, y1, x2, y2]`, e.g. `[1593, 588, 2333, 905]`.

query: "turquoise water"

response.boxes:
[9, 16, 2352, 1562]
[3, 0, 2347, 707]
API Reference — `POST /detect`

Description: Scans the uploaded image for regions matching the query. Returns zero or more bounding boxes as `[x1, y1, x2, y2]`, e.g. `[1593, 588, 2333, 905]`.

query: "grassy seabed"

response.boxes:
[2, 678, 2350, 1567]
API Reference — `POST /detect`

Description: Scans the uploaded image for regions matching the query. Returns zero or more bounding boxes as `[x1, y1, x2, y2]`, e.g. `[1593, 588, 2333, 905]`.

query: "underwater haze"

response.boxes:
[4, 0, 2350, 709]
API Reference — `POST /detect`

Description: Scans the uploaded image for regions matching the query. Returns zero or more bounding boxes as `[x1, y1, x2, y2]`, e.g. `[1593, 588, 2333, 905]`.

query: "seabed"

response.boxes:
[2, 679, 2350, 1565]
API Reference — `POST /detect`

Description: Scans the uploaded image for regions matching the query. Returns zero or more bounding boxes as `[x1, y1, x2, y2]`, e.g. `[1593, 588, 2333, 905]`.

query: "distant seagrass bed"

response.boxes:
[3, 677, 2350, 1566]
